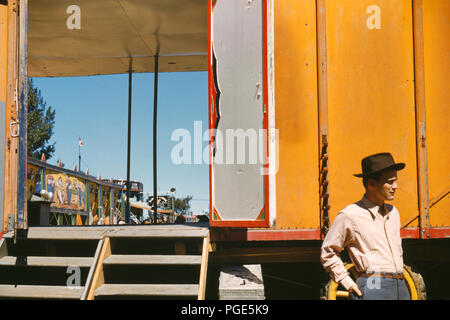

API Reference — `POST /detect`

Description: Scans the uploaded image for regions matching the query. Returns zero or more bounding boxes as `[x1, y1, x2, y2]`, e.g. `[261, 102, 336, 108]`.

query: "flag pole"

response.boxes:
[78, 136, 81, 172]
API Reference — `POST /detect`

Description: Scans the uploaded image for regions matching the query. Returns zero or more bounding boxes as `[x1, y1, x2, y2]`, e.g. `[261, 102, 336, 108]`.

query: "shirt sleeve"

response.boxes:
[320, 212, 357, 291]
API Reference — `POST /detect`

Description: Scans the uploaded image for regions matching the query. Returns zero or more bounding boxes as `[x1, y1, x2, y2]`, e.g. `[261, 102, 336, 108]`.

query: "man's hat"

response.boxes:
[354, 152, 405, 178]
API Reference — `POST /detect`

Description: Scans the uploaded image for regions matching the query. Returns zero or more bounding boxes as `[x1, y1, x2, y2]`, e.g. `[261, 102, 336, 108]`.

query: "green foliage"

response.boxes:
[173, 195, 193, 215]
[27, 79, 56, 160]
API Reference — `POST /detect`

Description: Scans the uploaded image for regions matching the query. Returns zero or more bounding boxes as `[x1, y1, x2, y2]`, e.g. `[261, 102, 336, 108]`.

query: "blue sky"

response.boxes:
[32, 71, 209, 215]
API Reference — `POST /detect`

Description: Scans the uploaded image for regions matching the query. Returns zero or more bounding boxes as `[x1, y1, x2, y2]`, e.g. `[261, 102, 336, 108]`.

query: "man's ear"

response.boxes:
[367, 178, 377, 189]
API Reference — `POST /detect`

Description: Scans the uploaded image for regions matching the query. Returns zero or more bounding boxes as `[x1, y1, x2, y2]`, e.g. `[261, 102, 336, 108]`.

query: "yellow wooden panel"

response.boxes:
[423, 0, 450, 227]
[0, 5, 7, 102]
[326, 0, 418, 227]
[274, 0, 319, 229]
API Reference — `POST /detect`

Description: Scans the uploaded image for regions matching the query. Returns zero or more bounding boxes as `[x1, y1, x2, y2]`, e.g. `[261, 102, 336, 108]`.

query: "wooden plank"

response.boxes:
[86, 237, 111, 300]
[0, 256, 93, 267]
[103, 255, 202, 265]
[3, 0, 19, 235]
[413, 0, 430, 237]
[2, 226, 209, 240]
[198, 233, 210, 300]
[81, 239, 104, 300]
[94, 284, 199, 297]
[0, 285, 83, 299]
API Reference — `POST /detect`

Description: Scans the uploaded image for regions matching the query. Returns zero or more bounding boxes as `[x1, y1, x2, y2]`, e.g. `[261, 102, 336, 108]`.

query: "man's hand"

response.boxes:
[349, 284, 362, 297]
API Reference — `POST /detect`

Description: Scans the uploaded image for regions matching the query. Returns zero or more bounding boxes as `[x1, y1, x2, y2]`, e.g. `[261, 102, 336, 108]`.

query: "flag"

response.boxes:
[78, 138, 84, 147]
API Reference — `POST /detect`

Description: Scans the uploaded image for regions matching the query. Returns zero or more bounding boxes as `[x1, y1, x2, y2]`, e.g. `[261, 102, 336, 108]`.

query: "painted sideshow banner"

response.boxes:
[45, 171, 86, 211]
[89, 182, 99, 224]
[26, 163, 41, 202]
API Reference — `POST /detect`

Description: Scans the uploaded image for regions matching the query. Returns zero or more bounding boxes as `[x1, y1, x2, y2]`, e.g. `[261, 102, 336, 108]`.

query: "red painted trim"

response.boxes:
[210, 220, 269, 228]
[400, 228, 420, 239]
[208, 0, 213, 225]
[400, 227, 450, 239]
[248, 229, 321, 241]
[212, 206, 222, 221]
[211, 227, 450, 242]
[210, 228, 322, 242]
[426, 227, 450, 239]
[256, 207, 265, 221]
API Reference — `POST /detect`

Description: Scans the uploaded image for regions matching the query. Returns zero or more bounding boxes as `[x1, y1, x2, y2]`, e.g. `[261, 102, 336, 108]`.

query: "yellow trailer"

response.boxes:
[0, 0, 448, 300]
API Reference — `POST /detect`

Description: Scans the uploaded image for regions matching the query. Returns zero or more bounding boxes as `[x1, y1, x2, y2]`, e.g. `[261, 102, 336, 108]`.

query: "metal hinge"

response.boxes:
[8, 214, 14, 232]
[9, 121, 20, 138]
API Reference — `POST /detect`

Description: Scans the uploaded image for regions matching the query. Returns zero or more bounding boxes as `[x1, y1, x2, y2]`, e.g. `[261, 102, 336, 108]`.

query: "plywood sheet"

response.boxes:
[423, 0, 450, 227]
[325, 0, 418, 227]
[274, 0, 319, 229]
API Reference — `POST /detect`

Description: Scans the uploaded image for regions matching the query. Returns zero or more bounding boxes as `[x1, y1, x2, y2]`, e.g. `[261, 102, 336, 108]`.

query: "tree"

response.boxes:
[27, 79, 56, 160]
[173, 195, 193, 215]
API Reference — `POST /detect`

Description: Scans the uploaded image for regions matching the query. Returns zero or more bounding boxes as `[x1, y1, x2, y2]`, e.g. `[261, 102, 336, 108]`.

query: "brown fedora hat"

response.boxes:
[354, 152, 405, 178]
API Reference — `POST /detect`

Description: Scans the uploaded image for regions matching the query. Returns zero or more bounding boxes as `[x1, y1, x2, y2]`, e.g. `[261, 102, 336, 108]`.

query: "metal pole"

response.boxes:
[126, 68, 133, 224]
[153, 55, 159, 224]
[78, 142, 81, 172]
[17, 0, 29, 231]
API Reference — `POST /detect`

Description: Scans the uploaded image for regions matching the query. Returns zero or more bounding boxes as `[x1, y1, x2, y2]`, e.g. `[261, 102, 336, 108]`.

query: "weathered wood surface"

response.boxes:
[2, 225, 209, 240]
[81, 239, 104, 300]
[103, 254, 202, 265]
[94, 284, 199, 297]
[0, 285, 83, 299]
[198, 233, 210, 300]
[0, 256, 93, 267]
[86, 238, 111, 300]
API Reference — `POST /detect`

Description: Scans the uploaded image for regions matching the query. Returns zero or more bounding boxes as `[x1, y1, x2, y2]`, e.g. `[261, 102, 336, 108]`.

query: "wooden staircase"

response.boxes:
[0, 225, 210, 300]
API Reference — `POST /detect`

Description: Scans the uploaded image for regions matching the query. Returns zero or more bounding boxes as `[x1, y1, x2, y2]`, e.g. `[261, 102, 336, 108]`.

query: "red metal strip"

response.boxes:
[210, 220, 269, 228]
[400, 227, 450, 239]
[210, 228, 322, 242]
[208, 0, 213, 224]
[400, 228, 420, 239]
[426, 227, 450, 239]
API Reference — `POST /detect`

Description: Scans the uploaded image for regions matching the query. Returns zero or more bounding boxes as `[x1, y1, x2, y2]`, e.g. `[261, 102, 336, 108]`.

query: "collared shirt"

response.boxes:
[320, 196, 404, 290]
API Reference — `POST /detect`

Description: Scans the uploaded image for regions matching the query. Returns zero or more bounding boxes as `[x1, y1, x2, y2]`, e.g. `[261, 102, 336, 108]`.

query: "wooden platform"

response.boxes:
[94, 284, 199, 298]
[103, 255, 202, 265]
[2, 224, 210, 240]
[0, 285, 84, 299]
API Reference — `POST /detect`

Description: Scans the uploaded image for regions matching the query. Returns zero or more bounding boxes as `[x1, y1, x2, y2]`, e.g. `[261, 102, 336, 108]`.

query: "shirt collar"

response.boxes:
[362, 195, 389, 220]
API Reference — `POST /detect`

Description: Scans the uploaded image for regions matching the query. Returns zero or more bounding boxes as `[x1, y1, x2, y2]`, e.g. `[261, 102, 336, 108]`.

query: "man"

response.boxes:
[321, 152, 410, 300]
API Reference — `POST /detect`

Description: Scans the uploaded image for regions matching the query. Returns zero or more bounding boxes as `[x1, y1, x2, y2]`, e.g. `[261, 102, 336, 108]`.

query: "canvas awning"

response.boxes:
[130, 201, 174, 216]
[28, 0, 208, 77]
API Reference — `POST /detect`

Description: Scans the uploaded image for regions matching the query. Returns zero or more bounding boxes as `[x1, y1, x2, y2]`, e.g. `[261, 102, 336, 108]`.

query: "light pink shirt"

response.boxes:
[320, 196, 404, 290]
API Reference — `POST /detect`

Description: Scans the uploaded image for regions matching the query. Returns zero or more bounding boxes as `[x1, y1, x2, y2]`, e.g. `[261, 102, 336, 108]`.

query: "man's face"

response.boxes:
[369, 169, 398, 203]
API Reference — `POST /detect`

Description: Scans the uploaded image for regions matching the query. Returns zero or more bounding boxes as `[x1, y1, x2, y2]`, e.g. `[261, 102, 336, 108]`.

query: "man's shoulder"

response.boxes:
[386, 203, 401, 218]
[339, 199, 367, 215]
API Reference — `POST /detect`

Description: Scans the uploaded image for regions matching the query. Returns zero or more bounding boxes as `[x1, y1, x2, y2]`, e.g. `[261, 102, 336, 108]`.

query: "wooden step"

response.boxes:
[3, 225, 209, 240]
[94, 284, 199, 297]
[103, 255, 202, 266]
[0, 285, 84, 299]
[0, 256, 93, 267]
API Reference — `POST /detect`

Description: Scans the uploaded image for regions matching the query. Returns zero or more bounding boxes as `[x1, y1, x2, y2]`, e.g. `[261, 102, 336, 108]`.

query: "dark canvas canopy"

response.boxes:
[28, 0, 207, 77]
